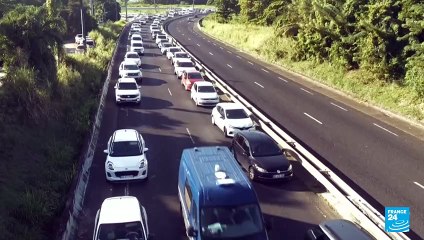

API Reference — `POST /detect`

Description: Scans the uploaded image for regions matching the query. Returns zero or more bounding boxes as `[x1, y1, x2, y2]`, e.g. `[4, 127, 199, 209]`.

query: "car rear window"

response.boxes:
[132, 43, 143, 47]
[169, 48, 180, 53]
[132, 37, 142, 41]
[198, 86, 215, 92]
[126, 54, 139, 58]
[179, 62, 194, 67]
[225, 109, 248, 119]
[187, 72, 202, 79]
[251, 138, 281, 157]
[157, 35, 167, 39]
[175, 53, 189, 58]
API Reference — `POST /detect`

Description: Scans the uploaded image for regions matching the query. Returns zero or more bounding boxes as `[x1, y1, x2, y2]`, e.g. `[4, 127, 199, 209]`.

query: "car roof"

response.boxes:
[177, 58, 192, 63]
[195, 81, 213, 86]
[118, 78, 137, 83]
[113, 129, 139, 142]
[131, 34, 142, 38]
[121, 60, 138, 66]
[217, 102, 245, 110]
[174, 51, 188, 55]
[236, 130, 271, 144]
[98, 196, 142, 224]
[320, 219, 375, 240]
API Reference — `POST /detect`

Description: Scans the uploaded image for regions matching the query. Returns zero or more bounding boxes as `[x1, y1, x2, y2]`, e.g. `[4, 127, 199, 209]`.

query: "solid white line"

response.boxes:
[414, 181, 424, 189]
[330, 102, 348, 111]
[301, 88, 314, 95]
[158, 67, 162, 72]
[196, 43, 200, 47]
[373, 123, 399, 137]
[278, 76, 288, 83]
[220, 47, 223, 50]
[254, 82, 264, 88]
[186, 128, 195, 144]
[209, 52, 214, 55]
[248, 61, 253, 65]
[236, 55, 242, 59]
[261, 68, 269, 73]
[126, 108, 129, 117]
[168, 88, 173, 96]
[304, 112, 323, 125]
[227, 50, 232, 54]
[227, 64, 233, 68]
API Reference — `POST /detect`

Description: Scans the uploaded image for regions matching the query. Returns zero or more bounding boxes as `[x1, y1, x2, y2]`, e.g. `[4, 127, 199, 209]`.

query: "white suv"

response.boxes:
[174, 59, 196, 78]
[190, 81, 219, 106]
[119, 60, 142, 81]
[114, 78, 141, 104]
[104, 129, 149, 181]
[124, 52, 141, 67]
[172, 51, 191, 65]
[166, 47, 182, 60]
[92, 196, 152, 240]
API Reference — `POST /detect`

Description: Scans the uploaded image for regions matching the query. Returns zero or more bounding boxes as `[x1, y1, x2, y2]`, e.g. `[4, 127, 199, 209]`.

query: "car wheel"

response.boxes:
[211, 116, 215, 125]
[248, 167, 257, 181]
[195, 98, 199, 106]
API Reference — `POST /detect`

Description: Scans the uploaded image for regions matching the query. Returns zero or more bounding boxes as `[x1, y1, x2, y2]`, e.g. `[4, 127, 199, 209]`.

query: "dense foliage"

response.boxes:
[212, 0, 424, 97]
[0, 0, 125, 239]
[135, 0, 209, 4]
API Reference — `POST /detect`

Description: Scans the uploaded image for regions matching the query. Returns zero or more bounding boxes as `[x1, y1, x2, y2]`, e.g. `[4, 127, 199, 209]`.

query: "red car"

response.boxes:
[181, 70, 204, 91]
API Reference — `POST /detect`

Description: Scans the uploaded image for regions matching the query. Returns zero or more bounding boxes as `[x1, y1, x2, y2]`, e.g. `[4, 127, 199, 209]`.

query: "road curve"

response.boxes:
[165, 15, 424, 239]
[75, 20, 339, 240]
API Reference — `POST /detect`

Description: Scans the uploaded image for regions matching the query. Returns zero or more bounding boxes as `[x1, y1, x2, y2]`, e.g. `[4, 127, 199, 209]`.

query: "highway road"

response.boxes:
[165, 16, 424, 239]
[75, 21, 339, 239]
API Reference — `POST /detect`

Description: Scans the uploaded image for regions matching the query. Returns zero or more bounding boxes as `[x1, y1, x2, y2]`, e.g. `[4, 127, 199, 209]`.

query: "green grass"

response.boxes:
[0, 20, 125, 240]
[200, 16, 424, 122]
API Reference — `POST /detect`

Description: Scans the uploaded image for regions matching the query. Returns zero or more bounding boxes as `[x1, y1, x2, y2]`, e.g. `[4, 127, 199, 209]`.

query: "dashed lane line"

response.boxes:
[373, 123, 399, 137]
[304, 112, 323, 125]
[330, 102, 348, 111]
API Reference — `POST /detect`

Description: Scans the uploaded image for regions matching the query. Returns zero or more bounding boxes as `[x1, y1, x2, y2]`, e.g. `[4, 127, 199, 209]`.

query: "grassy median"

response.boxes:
[200, 16, 424, 122]
[0, 20, 125, 240]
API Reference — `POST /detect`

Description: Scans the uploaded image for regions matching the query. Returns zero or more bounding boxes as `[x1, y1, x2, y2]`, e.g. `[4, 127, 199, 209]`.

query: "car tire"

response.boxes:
[195, 98, 199, 106]
[211, 116, 215, 125]
[248, 166, 257, 181]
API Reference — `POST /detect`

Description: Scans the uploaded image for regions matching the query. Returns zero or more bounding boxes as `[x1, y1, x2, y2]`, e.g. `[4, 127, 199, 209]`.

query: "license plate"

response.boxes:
[121, 175, 132, 179]
[273, 174, 285, 178]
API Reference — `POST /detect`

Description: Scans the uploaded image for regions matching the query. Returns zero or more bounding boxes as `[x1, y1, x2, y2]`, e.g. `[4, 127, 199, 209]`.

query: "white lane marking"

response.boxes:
[254, 82, 264, 88]
[278, 76, 288, 83]
[203, 37, 206, 40]
[186, 128, 195, 144]
[227, 64, 233, 68]
[373, 123, 399, 137]
[182, 33, 185, 36]
[209, 52, 214, 55]
[236, 55, 242, 59]
[213, 43, 216, 46]
[220, 47, 223, 50]
[208, 40, 211, 43]
[330, 102, 348, 111]
[158, 67, 162, 72]
[227, 50, 232, 54]
[414, 181, 424, 189]
[126, 108, 129, 117]
[248, 61, 254, 65]
[188, 38, 191, 40]
[304, 112, 323, 125]
[168, 88, 173, 96]
[124, 183, 129, 196]
[261, 68, 269, 73]
[196, 43, 200, 47]
[300, 88, 314, 95]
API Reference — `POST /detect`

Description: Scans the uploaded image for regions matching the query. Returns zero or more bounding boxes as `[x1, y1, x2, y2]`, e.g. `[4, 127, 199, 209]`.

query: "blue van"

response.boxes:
[177, 146, 270, 240]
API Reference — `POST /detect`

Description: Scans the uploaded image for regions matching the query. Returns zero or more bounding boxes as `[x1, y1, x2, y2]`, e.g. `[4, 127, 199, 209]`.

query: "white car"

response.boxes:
[130, 35, 144, 55]
[131, 23, 141, 29]
[174, 59, 196, 78]
[155, 34, 167, 45]
[166, 47, 182, 60]
[151, 29, 160, 39]
[131, 34, 143, 43]
[124, 52, 141, 67]
[133, 26, 142, 33]
[159, 42, 173, 54]
[92, 196, 152, 240]
[190, 81, 219, 106]
[211, 103, 255, 137]
[172, 51, 191, 65]
[150, 24, 158, 32]
[119, 60, 142, 80]
[104, 129, 148, 181]
[114, 78, 141, 104]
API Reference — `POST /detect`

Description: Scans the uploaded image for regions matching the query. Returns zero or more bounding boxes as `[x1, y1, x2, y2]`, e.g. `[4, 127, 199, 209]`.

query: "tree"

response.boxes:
[214, 0, 239, 21]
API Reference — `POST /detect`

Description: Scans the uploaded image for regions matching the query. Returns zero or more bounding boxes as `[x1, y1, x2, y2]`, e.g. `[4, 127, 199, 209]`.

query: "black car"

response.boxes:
[231, 130, 293, 181]
[305, 219, 375, 240]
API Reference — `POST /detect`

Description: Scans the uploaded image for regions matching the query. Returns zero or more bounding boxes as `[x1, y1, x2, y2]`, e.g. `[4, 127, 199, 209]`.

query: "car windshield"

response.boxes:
[187, 72, 202, 79]
[76, 45, 85, 50]
[158, 35, 166, 39]
[162, 44, 172, 48]
[123, 64, 139, 70]
[198, 86, 215, 92]
[226, 109, 248, 119]
[126, 53, 139, 58]
[86, 41, 94, 45]
[119, 82, 138, 90]
[200, 204, 263, 239]
[110, 141, 142, 157]
[179, 62, 194, 67]
[132, 43, 143, 47]
[175, 53, 189, 58]
[169, 48, 180, 53]
[251, 138, 281, 157]
[98, 221, 145, 240]
[132, 37, 142, 41]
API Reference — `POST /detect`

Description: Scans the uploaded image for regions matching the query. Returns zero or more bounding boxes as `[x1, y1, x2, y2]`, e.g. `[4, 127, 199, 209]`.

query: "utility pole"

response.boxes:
[90, 0, 94, 15]
[125, 0, 128, 21]
[192, 0, 194, 11]
[80, 8, 86, 52]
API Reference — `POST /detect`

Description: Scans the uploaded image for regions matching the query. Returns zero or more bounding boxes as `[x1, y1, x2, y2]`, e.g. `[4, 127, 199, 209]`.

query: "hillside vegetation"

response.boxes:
[203, 0, 424, 122]
[0, 1, 125, 239]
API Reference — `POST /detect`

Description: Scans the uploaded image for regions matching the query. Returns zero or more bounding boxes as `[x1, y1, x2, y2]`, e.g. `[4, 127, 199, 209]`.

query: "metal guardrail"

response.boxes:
[161, 17, 410, 240]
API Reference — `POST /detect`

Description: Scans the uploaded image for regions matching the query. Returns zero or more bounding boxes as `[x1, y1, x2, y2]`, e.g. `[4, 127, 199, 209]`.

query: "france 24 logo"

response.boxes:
[385, 206, 410, 232]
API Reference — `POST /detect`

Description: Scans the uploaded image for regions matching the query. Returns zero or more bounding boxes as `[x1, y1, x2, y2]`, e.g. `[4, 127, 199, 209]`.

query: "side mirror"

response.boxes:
[265, 220, 272, 231]
[114, 86, 117, 89]
[187, 226, 197, 237]
[138, 86, 141, 89]
[144, 147, 149, 152]
[103, 149, 108, 154]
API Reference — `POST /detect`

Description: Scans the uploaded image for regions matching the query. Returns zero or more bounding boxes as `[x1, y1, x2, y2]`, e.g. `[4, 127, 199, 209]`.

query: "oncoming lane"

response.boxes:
[76, 19, 339, 240]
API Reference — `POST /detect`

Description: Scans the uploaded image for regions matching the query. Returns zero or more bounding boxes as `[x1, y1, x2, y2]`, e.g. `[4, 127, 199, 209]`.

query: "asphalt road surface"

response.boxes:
[165, 16, 424, 239]
[76, 21, 340, 240]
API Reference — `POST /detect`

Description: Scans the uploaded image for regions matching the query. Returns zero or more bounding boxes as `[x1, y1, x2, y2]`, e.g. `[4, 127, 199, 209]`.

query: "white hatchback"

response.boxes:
[211, 103, 255, 137]
[104, 129, 149, 181]
[190, 81, 219, 106]
[92, 196, 152, 240]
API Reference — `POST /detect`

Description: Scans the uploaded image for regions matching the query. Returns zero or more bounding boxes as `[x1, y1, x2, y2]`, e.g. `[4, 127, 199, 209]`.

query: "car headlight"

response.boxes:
[287, 164, 292, 172]
[107, 161, 114, 171]
[139, 160, 145, 169]
[254, 164, 267, 173]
